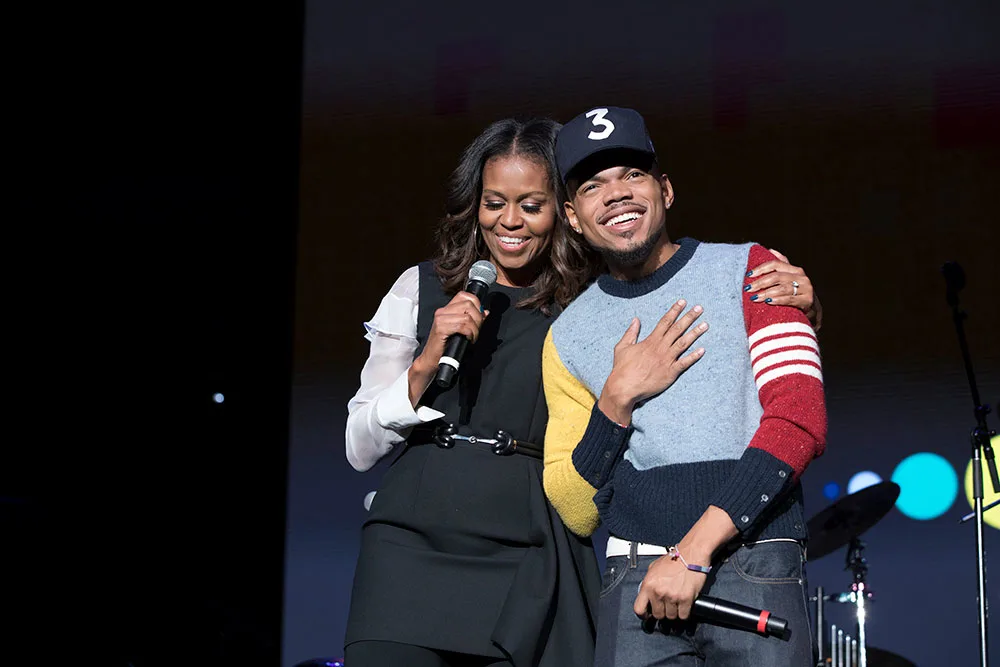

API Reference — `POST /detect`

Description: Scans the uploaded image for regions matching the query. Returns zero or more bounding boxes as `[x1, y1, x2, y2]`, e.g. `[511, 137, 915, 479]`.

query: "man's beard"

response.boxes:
[599, 226, 664, 270]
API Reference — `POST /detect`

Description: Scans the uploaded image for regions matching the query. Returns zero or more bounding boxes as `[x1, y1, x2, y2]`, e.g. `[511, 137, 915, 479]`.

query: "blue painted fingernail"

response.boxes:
[749, 295, 758, 301]
[743, 284, 752, 292]
[746, 270, 753, 277]
[765, 297, 773, 303]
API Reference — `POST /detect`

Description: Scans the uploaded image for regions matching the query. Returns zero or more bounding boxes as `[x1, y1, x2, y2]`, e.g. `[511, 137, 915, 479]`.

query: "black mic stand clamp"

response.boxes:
[971, 405, 999, 494]
[941, 261, 996, 667]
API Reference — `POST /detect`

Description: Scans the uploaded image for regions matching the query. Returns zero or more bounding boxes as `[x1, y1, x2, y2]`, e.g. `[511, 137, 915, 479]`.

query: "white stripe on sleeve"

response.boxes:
[750, 335, 819, 363]
[752, 349, 823, 376]
[748, 321, 816, 348]
[755, 363, 824, 390]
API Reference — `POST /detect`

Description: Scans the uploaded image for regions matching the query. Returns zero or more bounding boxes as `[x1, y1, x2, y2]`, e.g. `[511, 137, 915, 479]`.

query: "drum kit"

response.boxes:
[806, 481, 916, 667]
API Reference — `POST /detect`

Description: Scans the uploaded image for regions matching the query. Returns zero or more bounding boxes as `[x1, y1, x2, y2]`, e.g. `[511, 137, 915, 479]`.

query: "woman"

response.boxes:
[343, 117, 821, 666]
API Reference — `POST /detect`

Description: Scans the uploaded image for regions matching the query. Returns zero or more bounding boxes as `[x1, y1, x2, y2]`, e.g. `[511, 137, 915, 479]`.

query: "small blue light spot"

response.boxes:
[823, 482, 840, 500]
[213, 393, 225, 404]
[847, 470, 882, 495]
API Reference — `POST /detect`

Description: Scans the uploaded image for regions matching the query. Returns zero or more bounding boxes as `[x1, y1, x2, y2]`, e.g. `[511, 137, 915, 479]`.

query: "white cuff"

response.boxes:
[375, 369, 445, 430]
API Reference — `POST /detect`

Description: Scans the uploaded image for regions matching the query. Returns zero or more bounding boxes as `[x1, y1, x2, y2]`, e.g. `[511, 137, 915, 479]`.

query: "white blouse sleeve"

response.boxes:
[345, 265, 445, 471]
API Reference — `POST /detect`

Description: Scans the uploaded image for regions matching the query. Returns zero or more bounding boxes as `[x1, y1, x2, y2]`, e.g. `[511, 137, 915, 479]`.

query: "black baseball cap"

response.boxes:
[555, 106, 657, 185]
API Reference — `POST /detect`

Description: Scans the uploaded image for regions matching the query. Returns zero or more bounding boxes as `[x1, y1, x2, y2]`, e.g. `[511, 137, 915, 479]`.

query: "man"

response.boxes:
[542, 106, 826, 666]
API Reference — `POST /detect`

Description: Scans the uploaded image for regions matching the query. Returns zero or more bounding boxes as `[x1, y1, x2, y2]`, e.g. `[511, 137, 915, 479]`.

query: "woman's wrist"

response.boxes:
[407, 354, 435, 406]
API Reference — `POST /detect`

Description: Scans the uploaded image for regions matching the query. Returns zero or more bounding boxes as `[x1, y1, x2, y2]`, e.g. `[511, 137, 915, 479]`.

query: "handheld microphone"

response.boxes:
[642, 595, 789, 639]
[434, 260, 497, 388]
[693, 595, 788, 638]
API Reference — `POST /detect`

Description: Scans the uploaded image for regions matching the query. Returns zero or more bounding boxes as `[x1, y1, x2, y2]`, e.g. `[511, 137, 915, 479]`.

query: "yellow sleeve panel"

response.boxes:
[541, 328, 602, 537]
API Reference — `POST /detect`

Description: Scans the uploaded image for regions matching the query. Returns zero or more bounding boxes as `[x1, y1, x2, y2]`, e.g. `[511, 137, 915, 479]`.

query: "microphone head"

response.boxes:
[469, 260, 498, 287]
[941, 261, 965, 306]
[941, 261, 965, 291]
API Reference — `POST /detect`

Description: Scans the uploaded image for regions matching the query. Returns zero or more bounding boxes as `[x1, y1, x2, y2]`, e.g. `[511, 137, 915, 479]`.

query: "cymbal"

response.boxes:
[866, 645, 916, 666]
[807, 481, 900, 560]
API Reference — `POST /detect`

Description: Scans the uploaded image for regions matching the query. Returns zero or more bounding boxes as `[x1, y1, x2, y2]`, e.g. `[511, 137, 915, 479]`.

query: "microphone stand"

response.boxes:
[845, 537, 873, 667]
[942, 261, 998, 667]
[960, 498, 1000, 524]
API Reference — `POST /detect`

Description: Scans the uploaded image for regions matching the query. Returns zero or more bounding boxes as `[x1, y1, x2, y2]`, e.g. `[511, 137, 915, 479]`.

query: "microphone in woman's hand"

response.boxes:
[435, 260, 497, 388]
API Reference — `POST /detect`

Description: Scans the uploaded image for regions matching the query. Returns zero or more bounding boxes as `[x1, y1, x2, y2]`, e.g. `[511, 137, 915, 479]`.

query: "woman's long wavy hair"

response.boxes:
[432, 117, 602, 315]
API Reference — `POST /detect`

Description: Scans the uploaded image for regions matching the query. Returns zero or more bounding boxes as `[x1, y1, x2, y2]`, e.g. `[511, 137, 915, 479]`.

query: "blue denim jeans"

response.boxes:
[594, 540, 813, 667]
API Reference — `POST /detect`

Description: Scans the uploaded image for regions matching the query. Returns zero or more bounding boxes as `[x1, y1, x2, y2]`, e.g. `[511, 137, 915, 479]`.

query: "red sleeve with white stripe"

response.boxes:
[744, 245, 826, 475]
[709, 244, 827, 533]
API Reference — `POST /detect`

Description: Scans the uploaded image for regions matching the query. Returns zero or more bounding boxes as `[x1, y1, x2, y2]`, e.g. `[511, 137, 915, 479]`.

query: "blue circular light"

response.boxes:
[891, 452, 958, 520]
[213, 392, 225, 404]
[847, 470, 882, 495]
[823, 482, 840, 500]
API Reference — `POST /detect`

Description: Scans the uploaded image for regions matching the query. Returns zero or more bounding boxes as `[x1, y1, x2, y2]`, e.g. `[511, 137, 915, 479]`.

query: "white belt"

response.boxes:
[606, 535, 669, 558]
[606, 535, 801, 559]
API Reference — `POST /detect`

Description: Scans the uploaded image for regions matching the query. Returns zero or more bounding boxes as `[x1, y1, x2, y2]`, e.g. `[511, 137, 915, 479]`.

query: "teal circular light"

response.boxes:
[891, 453, 958, 520]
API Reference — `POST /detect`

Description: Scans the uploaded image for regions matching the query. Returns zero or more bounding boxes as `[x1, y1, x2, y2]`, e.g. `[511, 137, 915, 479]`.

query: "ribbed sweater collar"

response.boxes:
[597, 237, 700, 298]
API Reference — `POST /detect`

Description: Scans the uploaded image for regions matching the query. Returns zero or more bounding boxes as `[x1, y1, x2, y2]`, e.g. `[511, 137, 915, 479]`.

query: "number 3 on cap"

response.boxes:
[586, 108, 615, 140]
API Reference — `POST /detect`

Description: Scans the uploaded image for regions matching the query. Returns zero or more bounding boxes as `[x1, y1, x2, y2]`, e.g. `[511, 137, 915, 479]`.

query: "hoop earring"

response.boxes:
[474, 222, 486, 254]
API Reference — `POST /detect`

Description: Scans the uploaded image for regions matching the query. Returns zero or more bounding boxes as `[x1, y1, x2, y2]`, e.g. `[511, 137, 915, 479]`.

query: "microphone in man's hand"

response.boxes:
[694, 595, 788, 638]
[641, 595, 789, 640]
[435, 260, 497, 388]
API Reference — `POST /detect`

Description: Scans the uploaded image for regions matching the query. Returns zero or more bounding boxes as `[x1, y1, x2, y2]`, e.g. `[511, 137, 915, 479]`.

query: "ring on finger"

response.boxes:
[791, 280, 799, 296]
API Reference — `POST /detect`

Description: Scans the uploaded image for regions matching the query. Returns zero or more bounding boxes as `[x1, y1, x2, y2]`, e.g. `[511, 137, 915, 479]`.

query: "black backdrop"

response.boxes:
[10, 2, 303, 665]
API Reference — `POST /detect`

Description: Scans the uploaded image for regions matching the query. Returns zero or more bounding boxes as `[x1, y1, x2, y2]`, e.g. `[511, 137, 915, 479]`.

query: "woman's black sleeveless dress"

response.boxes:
[345, 262, 600, 666]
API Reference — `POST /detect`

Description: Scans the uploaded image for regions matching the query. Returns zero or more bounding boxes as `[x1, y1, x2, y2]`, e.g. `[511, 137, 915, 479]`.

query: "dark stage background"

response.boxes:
[9, 2, 303, 666]
[285, 3, 998, 667]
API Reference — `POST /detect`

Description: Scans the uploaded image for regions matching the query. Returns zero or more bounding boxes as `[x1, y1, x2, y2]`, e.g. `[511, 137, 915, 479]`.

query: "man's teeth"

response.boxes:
[605, 212, 641, 226]
[499, 236, 527, 246]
